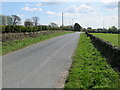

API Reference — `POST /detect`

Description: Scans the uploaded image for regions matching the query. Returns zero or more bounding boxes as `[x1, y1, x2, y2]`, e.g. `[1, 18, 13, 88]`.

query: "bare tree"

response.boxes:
[32, 17, 39, 26]
[12, 15, 21, 25]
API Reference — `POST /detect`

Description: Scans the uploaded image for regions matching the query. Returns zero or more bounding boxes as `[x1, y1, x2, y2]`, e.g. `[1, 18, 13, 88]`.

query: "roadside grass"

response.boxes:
[1, 31, 73, 55]
[91, 33, 119, 47]
[65, 33, 119, 89]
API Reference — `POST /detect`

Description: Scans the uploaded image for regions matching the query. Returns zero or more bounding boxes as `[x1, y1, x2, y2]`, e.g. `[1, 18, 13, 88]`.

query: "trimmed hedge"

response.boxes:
[1, 26, 44, 33]
[86, 32, 120, 72]
[0, 25, 73, 33]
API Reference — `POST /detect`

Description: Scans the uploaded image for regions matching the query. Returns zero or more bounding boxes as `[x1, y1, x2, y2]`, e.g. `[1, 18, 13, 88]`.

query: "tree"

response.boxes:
[49, 22, 58, 27]
[12, 15, 21, 25]
[74, 23, 82, 31]
[108, 26, 117, 32]
[32, 17, 39, 26]
[87, 27, 92, 30]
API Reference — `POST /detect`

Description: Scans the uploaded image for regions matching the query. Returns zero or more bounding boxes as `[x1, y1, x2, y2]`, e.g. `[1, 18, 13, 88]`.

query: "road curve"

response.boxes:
[2, 32, 80, 88]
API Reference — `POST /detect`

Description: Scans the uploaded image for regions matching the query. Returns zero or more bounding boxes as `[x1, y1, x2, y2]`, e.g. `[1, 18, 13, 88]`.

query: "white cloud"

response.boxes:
[56, 12, 61, 16]
[100, 1, 118, 11]
[0, 0, 108, 2]
[79, 4, 97, 14]
[65, 4, 98, 15]
[17, 14, 24, 17]
[1, 0, 118, 2]
[25, 3, 32, 7]
[100, 0, 119, 4]
[76, 15, 118, 29]
[22, 6, 43, 11]
[46, 11, 55, 15]
[45, 11, 61, 17]
[36, 3, 42, 6]
[65, 5, 78, 13]
[111, 16, 117, 20]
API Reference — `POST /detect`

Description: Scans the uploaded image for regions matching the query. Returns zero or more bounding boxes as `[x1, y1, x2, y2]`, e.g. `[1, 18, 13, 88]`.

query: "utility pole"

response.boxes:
[70, 21, 71, 26]
[72, 19, 73, 27]
[87, 24, 89, 28]
[62, 13, 64, 27]
[72, 19, 74, 31]
[103, 17, 105, 29]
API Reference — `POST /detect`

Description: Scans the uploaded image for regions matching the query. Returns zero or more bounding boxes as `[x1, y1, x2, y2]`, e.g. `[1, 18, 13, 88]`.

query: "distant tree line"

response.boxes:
[1, 17, 119, 34]
[0, 25, 75, 33]
[84, 26, 120, 33]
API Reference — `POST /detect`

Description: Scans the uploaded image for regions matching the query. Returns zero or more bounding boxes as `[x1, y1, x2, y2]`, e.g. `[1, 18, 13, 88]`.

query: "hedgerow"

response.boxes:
[1, 25, 73, 33]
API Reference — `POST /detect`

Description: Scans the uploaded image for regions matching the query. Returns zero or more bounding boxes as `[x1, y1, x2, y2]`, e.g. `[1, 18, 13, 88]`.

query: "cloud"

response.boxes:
[25, 3, 32, 7]
[100, 0, 119, 4]
[111, 16, 117, 20]
[100, 0, 118, 10]
[22, 6, 43, 11]
[1, 0, 118, 2]
[79, 4, 97, 14]
[1, 0, 118, 3]
[17, 14, 24, 17]
[56, 12, 61, 16]
[65, 4, 98, 14]
[65, 5, 78, 13]
[45, 11, 61, 17]
[103, 2, 118, 10]
[46, 11, 55, 15]
[36, 2, 62, 6]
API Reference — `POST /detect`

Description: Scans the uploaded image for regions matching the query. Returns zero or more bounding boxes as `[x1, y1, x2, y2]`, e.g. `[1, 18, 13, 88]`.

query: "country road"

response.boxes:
[2, 32, 80, 88]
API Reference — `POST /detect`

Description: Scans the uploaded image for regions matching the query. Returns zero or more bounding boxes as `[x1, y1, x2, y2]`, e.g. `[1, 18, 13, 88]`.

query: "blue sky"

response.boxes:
[1, 0, 118, 29]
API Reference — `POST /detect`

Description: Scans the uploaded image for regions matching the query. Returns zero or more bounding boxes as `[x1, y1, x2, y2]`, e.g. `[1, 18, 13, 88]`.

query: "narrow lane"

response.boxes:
[2, 32, 80, 88]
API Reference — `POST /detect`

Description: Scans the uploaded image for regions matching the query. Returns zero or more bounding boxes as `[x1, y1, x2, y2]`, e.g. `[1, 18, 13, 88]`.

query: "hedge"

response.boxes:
[0, 25, 73, 33]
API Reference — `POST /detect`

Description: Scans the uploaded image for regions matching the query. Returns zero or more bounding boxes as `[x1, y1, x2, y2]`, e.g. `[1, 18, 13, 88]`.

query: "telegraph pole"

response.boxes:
[87, 24, 89, 28]
[103, 18, 104, 29]
[62, 12, 64, 27]
[72, 19, 73, 27]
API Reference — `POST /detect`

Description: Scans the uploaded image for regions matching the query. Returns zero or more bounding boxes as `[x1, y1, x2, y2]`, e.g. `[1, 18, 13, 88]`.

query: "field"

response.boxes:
[91, 33, 119, 47]
[65, 33, 119, 89]
[1, 31, 72, 55]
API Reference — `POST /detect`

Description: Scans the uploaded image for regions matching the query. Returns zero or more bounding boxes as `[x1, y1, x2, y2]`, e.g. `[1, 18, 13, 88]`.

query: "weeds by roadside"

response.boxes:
[1, 31, 72, 55]
[65, 33, 119, 89]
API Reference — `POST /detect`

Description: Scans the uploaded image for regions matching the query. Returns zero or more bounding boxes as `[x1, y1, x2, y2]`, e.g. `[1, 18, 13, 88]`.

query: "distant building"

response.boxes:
[49, 22, 58, 27]
[24, 19, 33, 26]
[0, 14, 13, 25]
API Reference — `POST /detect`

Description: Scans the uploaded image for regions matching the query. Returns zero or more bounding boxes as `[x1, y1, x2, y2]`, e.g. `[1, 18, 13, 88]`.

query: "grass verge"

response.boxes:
[1, 31, 72, 55]
[91, 33, 119, 47]
[65, 33, 119, 89]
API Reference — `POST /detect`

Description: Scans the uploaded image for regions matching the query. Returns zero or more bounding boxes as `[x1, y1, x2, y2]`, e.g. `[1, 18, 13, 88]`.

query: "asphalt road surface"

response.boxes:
[2, 32, 80, 88]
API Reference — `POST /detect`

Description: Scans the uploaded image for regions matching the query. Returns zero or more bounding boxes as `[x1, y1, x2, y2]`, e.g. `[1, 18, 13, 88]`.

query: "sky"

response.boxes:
[1, 0, 119, 29]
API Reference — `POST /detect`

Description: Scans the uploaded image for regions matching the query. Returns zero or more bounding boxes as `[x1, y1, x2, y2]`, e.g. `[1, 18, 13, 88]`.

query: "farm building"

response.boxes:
[24, 19, 33, 26]
[0, 14, 13, 25]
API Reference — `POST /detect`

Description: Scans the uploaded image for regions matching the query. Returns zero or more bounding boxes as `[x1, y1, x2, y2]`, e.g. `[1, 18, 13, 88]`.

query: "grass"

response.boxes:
[1, 31, 72, 55]
[91, 33, 119, 47]
[65, 33, 119, 89]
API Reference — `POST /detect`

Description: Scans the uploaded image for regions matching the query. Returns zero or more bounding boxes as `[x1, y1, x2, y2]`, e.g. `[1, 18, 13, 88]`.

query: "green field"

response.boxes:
[1, 31, 72, 55]
[91, 33, 119, 47]
[65, 33, 119, 89]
